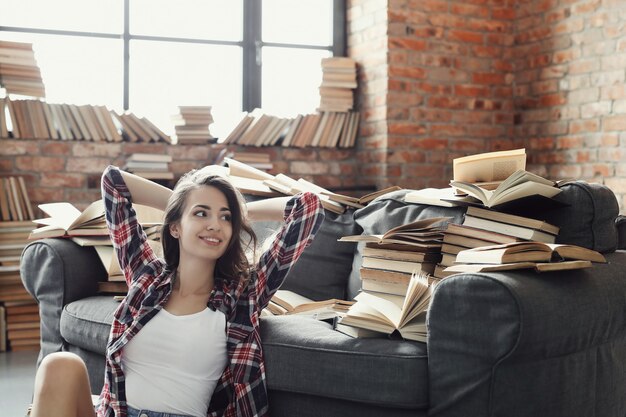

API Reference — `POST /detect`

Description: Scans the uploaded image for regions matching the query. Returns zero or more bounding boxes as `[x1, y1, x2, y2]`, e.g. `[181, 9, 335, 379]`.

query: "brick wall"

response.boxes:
[2, 0, 625, 213]
[514, 0, 626, 211]
[0, 139, 360, 211]
[350, 0, 625, 212]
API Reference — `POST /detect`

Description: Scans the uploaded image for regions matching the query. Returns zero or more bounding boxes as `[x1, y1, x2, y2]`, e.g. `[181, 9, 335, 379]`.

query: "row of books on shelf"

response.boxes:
[223, 109, 360, 148]
[0, 40, 45, 98]
[0, 97, 171, 143]
[0, 176, 35, 222]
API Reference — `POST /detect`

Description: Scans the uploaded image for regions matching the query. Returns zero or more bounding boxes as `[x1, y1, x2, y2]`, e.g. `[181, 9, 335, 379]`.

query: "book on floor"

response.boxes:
[339, 272, 432, 342]
[450, 170, 561, 209]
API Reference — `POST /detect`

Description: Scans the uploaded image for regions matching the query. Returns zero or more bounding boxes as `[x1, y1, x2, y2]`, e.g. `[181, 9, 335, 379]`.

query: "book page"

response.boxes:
[225, 157, 274, 180]
[453, 149, 526, 183]
[354, 291, 403, 327]
[35, 202, 81, 230]
[272, 290, 314, 311]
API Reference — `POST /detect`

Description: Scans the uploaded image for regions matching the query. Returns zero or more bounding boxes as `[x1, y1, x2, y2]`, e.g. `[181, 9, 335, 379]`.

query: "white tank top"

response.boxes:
[122, 307, 228, 417]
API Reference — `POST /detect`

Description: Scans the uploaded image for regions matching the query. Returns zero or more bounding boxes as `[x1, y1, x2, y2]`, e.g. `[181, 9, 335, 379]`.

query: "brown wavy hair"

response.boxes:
[161, 169, 257, 283]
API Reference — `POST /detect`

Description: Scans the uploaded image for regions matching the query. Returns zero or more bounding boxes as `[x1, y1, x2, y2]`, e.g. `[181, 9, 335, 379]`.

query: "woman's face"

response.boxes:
[169, 185, 234, 263]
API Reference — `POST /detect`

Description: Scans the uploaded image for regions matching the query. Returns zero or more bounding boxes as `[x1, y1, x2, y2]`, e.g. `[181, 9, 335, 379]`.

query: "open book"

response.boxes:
[338, 272, 432, 342]
[29, 200, 107, 239]
[444, 260, 593, 273]
[322, 186, 403, 209]
[453, 148, 526, 183]
[450, 170, 561, 208]
[338, 217, 448, 250]
[455, 241, 606, 264]
[265, 290, 354, 320]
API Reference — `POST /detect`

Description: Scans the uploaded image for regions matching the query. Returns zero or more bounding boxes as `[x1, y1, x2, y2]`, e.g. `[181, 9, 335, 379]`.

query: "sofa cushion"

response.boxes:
[61, 296, 117, 355]
[349, 190, 466, 299]
[260, 315, 429, 410]
[279, 210, 360, 301]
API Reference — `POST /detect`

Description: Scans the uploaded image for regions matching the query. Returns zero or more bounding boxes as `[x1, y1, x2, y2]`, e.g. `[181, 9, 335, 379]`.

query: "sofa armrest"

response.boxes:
[427, 251, 626, 417]
[20, 238, 108, 365]
[617, 215, 626, 249]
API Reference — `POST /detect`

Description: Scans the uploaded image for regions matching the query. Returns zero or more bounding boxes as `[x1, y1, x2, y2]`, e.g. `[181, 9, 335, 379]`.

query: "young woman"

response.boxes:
[29, 165, 324, 417]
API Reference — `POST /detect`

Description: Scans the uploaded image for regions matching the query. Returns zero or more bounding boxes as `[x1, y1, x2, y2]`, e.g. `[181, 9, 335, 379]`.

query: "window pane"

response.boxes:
[130, 0, 243, 41]
[263, 0, 333, 46]
[0, 0, 122, 33]
[262, 47, 330, 117]
[0, 32, 123, 109]
[129, 41, 242, 140]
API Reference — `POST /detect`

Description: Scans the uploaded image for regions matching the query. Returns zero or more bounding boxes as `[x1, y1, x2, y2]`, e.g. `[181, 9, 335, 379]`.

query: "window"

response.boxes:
[0, 0, 345, 138]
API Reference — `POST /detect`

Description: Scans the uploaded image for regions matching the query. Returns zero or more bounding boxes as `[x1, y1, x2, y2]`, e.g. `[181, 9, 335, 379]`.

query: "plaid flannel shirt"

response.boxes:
[97, 166, 324, 417]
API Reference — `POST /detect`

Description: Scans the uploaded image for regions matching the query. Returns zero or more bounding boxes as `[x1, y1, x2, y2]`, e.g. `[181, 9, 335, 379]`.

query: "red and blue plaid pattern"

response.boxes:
[97, 166, 324, 417]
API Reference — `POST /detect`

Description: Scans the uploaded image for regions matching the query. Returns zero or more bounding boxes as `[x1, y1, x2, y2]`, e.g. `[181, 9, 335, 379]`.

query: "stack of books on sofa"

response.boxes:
[433, 207, 560, 279]
[264, 290, 354, 321]
[444, 241, 606, 274]
[318, 57, 357, 112]
[335, 218, 448, 341]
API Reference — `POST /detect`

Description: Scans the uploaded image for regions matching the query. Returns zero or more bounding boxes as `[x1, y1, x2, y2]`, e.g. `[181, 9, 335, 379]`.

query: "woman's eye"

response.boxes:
[194, 211, 206, 217]
[221, 214, 232, 221]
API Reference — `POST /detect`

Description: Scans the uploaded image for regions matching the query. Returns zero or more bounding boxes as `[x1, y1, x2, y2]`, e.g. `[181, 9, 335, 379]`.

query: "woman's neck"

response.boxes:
[174, 255, 216, 297]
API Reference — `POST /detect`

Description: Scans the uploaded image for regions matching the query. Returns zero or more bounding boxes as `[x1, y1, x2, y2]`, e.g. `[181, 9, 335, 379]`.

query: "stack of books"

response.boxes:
[445, 241, 606, 274]
[3, 301, 40, 352]
[0, 40, 45, 98]
[338, 217, 446, 294]
[171, 106, 217, 144]
[335, 219, 448, 341]
[318, 57, 357, 112]
[124, 153, 174, 180]
[433, 206, 560, 279]
[226, 151, 273, 171]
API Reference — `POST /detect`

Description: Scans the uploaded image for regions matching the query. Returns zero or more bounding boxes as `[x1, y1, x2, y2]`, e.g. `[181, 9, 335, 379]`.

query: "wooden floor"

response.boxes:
[0, 350, 38, 417]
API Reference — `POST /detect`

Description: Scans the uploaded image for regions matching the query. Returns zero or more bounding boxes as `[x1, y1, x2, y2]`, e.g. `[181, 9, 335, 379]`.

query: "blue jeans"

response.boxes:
[126, 406, 195, 417]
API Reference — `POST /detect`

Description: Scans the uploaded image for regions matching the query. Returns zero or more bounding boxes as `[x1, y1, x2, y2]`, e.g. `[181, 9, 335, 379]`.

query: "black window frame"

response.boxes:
[0, 0, 346, 113]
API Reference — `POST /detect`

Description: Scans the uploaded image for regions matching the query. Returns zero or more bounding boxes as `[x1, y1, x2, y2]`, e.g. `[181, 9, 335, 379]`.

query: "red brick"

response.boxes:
[557, 136, 583, 149]
[410, 108, 453, 122]
[410, 0, 449, 13]
[430, 124, 467, 137]
[39, 173, 86, 188]
[549, 164, 582, 179]
[492, 8, 516, 20]
[529, 137, 555, 150]
[450, 3, 490, 18]
[66, 157, 112, 174]
[72, 143, 122, 158]
[388, 37, 427, 51]
[388, 122, 427, 135]
[539, 93, 567, 107]
[473, 72, 506, 85]
[0, 159, 14, 172]
[0, 140, 40, 156]
[603, 115, 626, 131]
[388, 66, 427, 79]
[387, 150, 426, 163]
[16, 156, 66, 172]
[427, 96, 467, 110]
[318, 149, 355, 161]
[572, 0, 600, 14]
[41, 142, 72, 155]
[448, 30, 484, 44]
[290, 161, 341, 176]
[472, 45, 503, 58]
[405, 164, 445, 178]
[604, 177, 626, 193]
[599, 147, 625, 161]
[454, 85, 490, 97]
[29, 187, 66, 204]
[449, 139, 486, 152]
[570, 119, 600, 133]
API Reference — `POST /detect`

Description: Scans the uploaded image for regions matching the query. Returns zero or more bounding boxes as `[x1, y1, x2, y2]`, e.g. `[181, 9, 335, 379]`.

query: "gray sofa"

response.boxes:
[21, 181, 626, 417]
